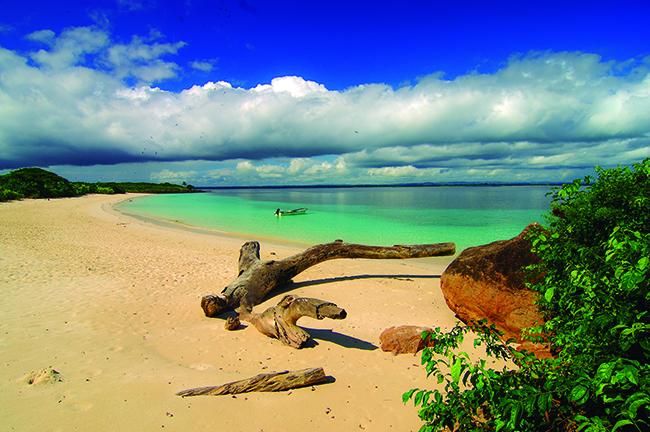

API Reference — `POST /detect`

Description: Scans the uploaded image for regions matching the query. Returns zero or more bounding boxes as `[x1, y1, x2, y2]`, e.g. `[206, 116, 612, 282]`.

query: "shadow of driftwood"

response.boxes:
[288, 273, 441, 290]
[305, 328, 378, 351]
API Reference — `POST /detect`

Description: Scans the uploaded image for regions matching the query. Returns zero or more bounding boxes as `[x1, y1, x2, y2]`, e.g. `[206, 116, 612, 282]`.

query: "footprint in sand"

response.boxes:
[21, 367, 62, 385]
[188, 363, 214, 371]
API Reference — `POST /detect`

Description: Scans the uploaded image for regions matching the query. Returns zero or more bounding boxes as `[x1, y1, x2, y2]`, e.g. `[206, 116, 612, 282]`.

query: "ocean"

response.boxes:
[117, 185, 553, 252]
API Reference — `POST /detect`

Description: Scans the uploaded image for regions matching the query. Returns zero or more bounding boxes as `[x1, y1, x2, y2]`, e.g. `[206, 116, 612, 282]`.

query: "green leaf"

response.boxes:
[450, 358, 461, 384]
[402, 389, 416, 404]
[414, 390, 424, 406]
[544, 287, 555, 302]
[570, 385, 589, 405]
[612, 419, 634, 431]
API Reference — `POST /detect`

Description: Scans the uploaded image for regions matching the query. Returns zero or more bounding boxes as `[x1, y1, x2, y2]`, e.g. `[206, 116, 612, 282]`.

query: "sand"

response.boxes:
[0, 194, 461, 431]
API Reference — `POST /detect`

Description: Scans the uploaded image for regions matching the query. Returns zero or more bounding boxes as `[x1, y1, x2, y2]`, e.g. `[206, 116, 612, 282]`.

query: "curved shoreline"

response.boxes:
[0, 193, 458, 431]
[111, 193, 322, 250]
[111, 193, 461, 262]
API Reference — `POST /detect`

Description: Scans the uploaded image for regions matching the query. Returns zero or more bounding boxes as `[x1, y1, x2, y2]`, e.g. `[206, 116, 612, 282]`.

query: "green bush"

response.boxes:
[0, 188, 23, 202]
[1, 168, 196, 200]
[0, 167, 77, 198]
[405, 159, 649, 432]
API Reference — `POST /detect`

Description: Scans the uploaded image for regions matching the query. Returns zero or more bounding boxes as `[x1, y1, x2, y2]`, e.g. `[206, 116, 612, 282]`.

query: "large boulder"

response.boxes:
[440, 224, 550, 357]
[379, 325, 435, 355]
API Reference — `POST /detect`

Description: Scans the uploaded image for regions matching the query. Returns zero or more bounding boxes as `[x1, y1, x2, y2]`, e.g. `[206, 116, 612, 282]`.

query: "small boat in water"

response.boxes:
[275, 207, 308, 216]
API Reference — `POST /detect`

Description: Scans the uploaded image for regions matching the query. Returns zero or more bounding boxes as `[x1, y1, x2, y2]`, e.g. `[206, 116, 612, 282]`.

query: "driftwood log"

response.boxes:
[176, 367, 330, 397]
[201, 240, 456, 317]
[240, 295, 347, 348]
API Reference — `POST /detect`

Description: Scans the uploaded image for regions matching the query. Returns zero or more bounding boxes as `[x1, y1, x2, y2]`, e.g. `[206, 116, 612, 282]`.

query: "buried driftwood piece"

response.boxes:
[224, 315, 241, 330]
[240, 295, 347, 348]
[176, 367, 330, 397]
[201, 240, 456, 317]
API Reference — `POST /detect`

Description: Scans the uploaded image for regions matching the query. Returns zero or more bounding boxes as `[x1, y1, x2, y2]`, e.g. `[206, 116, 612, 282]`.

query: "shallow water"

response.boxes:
[118, 186, 552, 252]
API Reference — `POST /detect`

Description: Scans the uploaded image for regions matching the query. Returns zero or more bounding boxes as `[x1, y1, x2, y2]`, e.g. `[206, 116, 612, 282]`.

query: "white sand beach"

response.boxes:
[0, 194, 462, 431]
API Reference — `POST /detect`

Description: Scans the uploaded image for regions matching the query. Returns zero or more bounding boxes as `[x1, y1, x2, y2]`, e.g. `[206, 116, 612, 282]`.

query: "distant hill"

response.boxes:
[0, 167, 77, 200]
[0, 167, 196, 202]
[71, 181, 196, 195]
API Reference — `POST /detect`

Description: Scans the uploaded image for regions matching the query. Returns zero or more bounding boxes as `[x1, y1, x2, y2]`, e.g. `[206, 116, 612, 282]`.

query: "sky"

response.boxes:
[0, 0, 649, 186]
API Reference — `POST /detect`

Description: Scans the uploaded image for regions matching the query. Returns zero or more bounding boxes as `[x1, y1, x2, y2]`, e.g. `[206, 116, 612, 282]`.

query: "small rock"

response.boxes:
[379, 325, 434, 355]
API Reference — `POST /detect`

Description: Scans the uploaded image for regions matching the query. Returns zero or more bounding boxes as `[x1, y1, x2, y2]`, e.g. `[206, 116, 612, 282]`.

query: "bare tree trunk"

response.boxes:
[239, 295, 347, 348]
[176, 367, 330, 396]
[201, 240, 455, 317]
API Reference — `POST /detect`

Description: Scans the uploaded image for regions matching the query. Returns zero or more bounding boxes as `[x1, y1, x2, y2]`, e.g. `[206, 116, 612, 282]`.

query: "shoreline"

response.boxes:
[111, 194, 325, 251]
[1, 194, 459, 431]
[112, 193, 462, 263]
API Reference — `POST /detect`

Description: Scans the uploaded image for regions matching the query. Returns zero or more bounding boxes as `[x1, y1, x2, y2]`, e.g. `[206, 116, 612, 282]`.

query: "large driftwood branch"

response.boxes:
[239, 295, 347, 348]
[201, 240, 455, 317]
[176, 367, 330, 397]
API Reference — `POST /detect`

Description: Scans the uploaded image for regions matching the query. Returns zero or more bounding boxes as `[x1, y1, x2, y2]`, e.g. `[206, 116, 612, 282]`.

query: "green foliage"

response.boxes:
[406, 159, 649, 432]
[0, 188, 24, 202]
[93, 182, 193, 193]
[0, 167, 77, 199]
[0, 167, 196, 202]
[73, 181, 193, 194]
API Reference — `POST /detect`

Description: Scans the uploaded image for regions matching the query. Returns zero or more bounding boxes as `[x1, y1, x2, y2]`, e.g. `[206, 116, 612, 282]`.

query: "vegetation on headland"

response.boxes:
[406, 159, 649, 431]
[0, 167, 196, 202]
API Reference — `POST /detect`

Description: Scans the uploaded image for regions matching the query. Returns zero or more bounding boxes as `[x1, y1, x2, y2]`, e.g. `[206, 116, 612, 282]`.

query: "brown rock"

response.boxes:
[440, 224, 550, 357]
[379, 325, 434, 355]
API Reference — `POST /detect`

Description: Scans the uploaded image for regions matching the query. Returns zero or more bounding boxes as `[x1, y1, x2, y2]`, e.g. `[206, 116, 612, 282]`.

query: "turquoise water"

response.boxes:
[118, 186, 552, 252]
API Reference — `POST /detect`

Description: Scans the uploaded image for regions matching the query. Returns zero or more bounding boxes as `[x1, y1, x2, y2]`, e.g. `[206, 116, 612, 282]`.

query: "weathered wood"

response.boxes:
[224, 315, 241, 331]
[240, 295, 347, 348]
[201, 240, 456, 316]
[176, 367, 329, 397]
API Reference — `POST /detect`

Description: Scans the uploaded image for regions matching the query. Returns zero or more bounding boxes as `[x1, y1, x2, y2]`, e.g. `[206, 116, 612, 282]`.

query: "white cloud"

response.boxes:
[150, 169, 196, 182]
[367, 165, 422, 177]
[26, 29, 56, 44]
[104, 35, 185, 83]
[252, 76, 328, 97]
[190, 60, 216, 72]
[29, 26, 110, 69]
[236, 161, 255, 172]
[1, 27, 649, 185]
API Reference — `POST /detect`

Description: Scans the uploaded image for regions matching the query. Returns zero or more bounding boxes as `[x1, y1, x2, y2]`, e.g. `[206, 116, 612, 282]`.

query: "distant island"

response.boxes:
[0, 167, 197, 202]
[200, 181, 563, 190]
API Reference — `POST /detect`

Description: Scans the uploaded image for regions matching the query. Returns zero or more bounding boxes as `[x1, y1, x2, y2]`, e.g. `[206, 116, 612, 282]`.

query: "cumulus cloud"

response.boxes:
[29, 26, 110, 69]
[104, 34, 185, 83]
[1, 26, 649, 184]
[150, 169, 196, 183]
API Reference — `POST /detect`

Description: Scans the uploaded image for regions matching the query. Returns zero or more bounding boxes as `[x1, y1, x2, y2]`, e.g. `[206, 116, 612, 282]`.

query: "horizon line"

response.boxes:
[196, 181, 564, 190]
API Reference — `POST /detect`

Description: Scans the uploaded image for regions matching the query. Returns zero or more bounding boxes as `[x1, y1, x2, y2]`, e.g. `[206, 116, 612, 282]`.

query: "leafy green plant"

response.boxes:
[0, 188, 24, 202]
[0, 167, 77, 198]
[0, 167, 196, 202]
[406, 159, 649, 431]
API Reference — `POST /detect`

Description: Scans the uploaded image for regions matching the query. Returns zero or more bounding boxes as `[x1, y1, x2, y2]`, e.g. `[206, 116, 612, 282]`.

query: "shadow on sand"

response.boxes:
[303, 328, 378, 351]
[287, 273, 441, 290]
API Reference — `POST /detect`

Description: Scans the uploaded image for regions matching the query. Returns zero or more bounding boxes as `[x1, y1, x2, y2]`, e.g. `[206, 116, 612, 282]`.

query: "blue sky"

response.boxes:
[1, 0, 649, 185]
